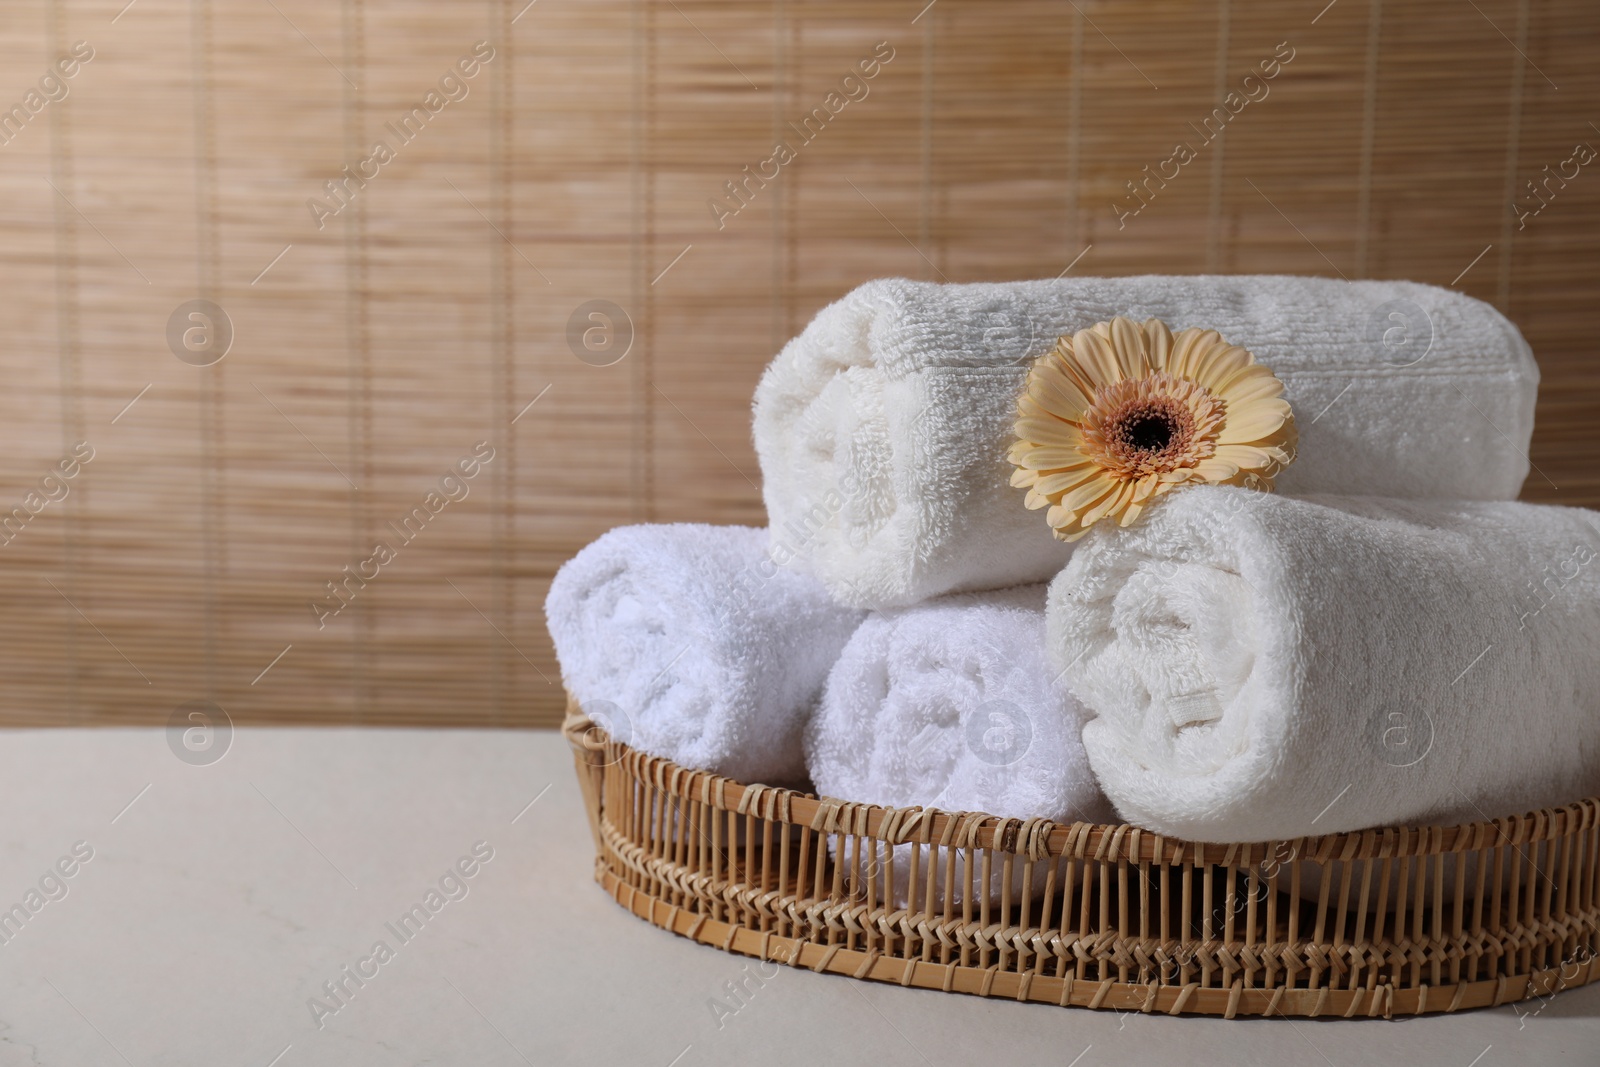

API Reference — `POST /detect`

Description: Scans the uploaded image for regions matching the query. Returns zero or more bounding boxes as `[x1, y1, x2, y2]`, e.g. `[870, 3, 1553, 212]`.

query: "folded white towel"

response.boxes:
[1048, 486, 1600, 842]
[546, 524, 864, 786]
[754, 275, 1537, 608]
[805, 584, 1111, 825]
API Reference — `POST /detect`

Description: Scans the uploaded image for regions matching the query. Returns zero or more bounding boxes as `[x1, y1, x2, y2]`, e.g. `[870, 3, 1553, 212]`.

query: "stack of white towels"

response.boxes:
[548, 275, 1600, 844]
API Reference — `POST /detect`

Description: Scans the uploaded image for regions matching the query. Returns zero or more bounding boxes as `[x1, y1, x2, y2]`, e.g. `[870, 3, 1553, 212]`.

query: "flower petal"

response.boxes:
[1013, 445, 1093, 470]
[1228, 444, 1292, 473]
[1212, 443, 1279, 472]
[1033, 468, 1103, 497]
[1169, 328, 1220, 379]
[1188, 344, 1253, 392]
[1036, 358, 1093, 410]
[1060, 476, 1117, 513]
[1016, 413, 1076, 441]
[1028, 374, 1091, 422]
[1072, 328, 1123, 386]
[1218, 402, 1291, 444]
[1083, 481, 1136, 526]
[1217, 371, 1286, 405]
[1055, 354, 1102, 399]
[1192, 457, 1242, 483]
[1143, 318, 1173, 365]
[1109, 317, 1150, 377]
[1046, 504, 1085, 533]
[1206, 358, 1274, 395]
[1131, 473, 1164, 502]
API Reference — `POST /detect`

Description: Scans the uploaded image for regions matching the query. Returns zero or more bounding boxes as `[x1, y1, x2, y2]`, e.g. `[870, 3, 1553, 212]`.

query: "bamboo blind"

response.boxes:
[0, 0, 1595, 728]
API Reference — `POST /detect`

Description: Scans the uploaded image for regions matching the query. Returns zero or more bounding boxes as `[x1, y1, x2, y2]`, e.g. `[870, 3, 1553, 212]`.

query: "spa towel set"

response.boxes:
[548, 275, 1600, 845]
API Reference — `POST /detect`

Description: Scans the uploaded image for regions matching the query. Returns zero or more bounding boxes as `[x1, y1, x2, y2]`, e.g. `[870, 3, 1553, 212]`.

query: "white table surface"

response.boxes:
[1, 728, 1595, 1067]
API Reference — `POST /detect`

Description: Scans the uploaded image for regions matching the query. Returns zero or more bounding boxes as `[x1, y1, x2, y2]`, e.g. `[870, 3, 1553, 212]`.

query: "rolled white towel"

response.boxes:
[1048, 486, 1600, 842]
[546, 524, 864, 786]
[806, 584, 1112, 824]
[754, 275, 1537, 608]
[806, 585, 1112, 907]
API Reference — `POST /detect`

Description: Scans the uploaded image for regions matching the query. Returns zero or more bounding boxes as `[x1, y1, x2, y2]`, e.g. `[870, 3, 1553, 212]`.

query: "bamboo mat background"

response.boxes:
[0, 0, 1595, 728]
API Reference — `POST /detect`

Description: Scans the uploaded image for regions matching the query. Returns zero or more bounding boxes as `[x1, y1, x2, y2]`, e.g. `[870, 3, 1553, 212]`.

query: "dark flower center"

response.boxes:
[1079, 374, 1223, 479]
[1121, 412, 1177, 453]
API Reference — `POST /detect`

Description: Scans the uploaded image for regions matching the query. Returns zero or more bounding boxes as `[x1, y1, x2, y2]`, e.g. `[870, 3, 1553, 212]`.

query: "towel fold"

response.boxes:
[546, 524, 864, 786]
[754, 275, 1538, 608]
[805, 584, 1111, 825]
[1048, 486, 1600, 842]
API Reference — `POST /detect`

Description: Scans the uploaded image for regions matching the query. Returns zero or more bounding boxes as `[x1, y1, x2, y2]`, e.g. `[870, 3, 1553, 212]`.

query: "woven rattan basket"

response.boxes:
[564, 699, 1600, 1019]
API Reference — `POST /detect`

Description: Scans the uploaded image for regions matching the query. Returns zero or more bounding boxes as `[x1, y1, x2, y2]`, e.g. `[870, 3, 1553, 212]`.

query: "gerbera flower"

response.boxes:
[1009, 316, 1296, 541]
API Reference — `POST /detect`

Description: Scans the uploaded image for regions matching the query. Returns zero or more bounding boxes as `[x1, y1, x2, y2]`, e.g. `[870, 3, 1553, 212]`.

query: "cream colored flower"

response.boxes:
[1009, 316, 1296, 540]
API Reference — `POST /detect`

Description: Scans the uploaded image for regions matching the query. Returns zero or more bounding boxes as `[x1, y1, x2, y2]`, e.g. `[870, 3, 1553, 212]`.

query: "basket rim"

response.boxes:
[563, 699, 1600, 865]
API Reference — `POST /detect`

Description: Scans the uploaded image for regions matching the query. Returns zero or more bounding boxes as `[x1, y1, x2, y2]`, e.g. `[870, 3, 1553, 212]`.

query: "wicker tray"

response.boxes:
[564, 701, 1600, 1019]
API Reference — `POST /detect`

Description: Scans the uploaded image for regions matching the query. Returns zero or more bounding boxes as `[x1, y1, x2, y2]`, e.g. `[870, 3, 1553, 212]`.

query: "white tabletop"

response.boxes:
[1, 727, 1595, 1067]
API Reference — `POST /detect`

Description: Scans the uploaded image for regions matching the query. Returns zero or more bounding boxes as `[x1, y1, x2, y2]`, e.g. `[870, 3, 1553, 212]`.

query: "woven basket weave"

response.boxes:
[564, 699, 1600, 1018]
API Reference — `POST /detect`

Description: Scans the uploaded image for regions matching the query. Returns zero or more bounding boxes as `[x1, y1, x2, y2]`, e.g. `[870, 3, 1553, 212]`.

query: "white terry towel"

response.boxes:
[806, 585, 1112, 906]
[753, 275, 1537, 608]
[1048, 486, 1600, 843]
[806, 584, 1112, 825]
[546, 524, 864, 786]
